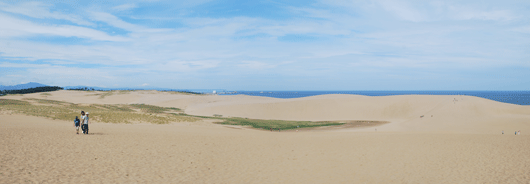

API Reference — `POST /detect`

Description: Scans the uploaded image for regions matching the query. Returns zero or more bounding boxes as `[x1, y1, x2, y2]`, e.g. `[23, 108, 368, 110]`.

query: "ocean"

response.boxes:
[221, 91, 530, 106]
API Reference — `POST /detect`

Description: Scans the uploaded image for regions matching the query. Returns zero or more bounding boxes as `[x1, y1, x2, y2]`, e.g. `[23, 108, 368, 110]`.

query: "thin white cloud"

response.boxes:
[149, 60, 220, 72]
[0, 13, 128, 41]
[89, 12, 141, 31]
[0, 63, 117, 86]
[451, 9, 515, 21]
[0, 1, 94, 26]
[321, 0, 518, 22]
[376, 0, 427, 22]
[0, 62, 51, 68]
[0, 0, 528, 89]
[237, 61, 278, 69]
[112, 3, 138, 11]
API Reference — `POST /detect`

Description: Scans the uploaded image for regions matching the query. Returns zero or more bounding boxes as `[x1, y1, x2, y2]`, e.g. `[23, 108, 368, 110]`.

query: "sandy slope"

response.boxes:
[2, 115, 529, 183]
[2, 90, 530, 183]
[8, 90, 529, 134]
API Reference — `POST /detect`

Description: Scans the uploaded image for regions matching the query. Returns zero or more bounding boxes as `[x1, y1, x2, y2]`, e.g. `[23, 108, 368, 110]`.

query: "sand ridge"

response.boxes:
[1, 91, 530, 183]
[4, 90, 529, 134]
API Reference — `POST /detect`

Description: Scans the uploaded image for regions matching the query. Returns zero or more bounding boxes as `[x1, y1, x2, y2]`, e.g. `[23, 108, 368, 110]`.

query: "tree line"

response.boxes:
[66, 87, 203, 95]
[67, 87, 96, 91]
[0, 86, 63, 96]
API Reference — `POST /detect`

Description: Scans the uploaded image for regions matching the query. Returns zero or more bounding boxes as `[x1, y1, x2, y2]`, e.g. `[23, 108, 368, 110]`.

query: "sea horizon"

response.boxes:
[221, 90, 530, 106]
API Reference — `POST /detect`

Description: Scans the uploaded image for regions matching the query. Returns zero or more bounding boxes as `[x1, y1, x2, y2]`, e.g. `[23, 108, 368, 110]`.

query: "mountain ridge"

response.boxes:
[0, 82, 48, 91]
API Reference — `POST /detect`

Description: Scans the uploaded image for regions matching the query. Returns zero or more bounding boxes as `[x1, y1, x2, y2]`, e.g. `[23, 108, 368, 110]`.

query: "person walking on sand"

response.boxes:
[82, 112, 90, 134]
[74, 116, 81, 134]
[80, 111, 86, 134]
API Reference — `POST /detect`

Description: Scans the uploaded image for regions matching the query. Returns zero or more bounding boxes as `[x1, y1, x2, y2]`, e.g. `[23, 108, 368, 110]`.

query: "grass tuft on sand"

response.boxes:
[0, 99, 31, 106]
[177, 113, 343, 130]
[130, 104, 181, 113]
[217, 117, 343, 130]
[83, 90, 131, 99]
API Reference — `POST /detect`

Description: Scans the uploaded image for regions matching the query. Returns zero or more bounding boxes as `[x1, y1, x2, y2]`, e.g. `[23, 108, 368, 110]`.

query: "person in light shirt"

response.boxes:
[83, 112, 90, 134]
[80, 111, 90, 135]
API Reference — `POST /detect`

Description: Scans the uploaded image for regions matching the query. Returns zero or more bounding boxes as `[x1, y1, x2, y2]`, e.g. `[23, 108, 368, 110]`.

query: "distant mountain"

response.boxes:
[0, 82, 48, 91]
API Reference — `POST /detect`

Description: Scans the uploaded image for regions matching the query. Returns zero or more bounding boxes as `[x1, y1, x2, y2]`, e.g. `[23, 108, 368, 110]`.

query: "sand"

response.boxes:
[1, 91, 530, 183]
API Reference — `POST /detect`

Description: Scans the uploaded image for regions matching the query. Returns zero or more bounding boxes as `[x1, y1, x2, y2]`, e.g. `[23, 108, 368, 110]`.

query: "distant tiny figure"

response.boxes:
[518, 130, 520, 135]
[270, 128, 272, 132]
[502, 130, 504, 135]
[375, 128, 377, 132]
[279, 128, 281, 132]
[74, 116, 81, 134]
[515, 131, 517, 135]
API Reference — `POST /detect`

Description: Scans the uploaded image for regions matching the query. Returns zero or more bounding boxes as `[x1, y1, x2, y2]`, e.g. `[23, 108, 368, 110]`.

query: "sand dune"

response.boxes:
[183, 94, 530, 133]
[6, 90, 530, 134]
[2, 90, 530, 183]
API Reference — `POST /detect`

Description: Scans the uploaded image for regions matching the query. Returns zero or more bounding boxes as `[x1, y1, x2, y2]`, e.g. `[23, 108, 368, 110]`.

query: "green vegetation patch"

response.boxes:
[0, 99, 31, 106]
[23, 98, 73, 105]
[96, 91, 115, 99]
[130, 104, 181, 113]
[83, 90, 132, 99]
[89, 104, 133, 112]
[0, 98, 345, 129]
[217, 117, 343, 130]
[0, 99, 197, 124]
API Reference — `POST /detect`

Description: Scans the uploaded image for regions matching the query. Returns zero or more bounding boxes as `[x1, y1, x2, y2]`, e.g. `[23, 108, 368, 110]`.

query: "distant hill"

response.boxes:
[0, 82, 48, 91]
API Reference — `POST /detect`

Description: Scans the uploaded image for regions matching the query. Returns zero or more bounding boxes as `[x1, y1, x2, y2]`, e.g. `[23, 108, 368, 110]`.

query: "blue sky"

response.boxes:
[0, 0, 529, 90]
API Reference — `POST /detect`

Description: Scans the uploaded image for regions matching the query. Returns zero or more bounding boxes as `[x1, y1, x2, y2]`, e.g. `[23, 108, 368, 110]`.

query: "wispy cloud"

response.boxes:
[0, 0, 528, 90]
[112, 3, 138, 12]
[0, 13, 128, 41]
[0, 62, 51, 68]
[89, 11, 141, 31]
[0, 1, 94, 26]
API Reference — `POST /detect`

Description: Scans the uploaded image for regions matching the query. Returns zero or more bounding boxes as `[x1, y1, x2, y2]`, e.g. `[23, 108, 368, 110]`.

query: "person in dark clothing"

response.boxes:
[74, 116, 81, 134]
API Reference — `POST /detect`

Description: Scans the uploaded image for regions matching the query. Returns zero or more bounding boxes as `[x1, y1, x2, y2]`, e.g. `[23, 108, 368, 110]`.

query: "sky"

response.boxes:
[0, 0, 529, 90]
